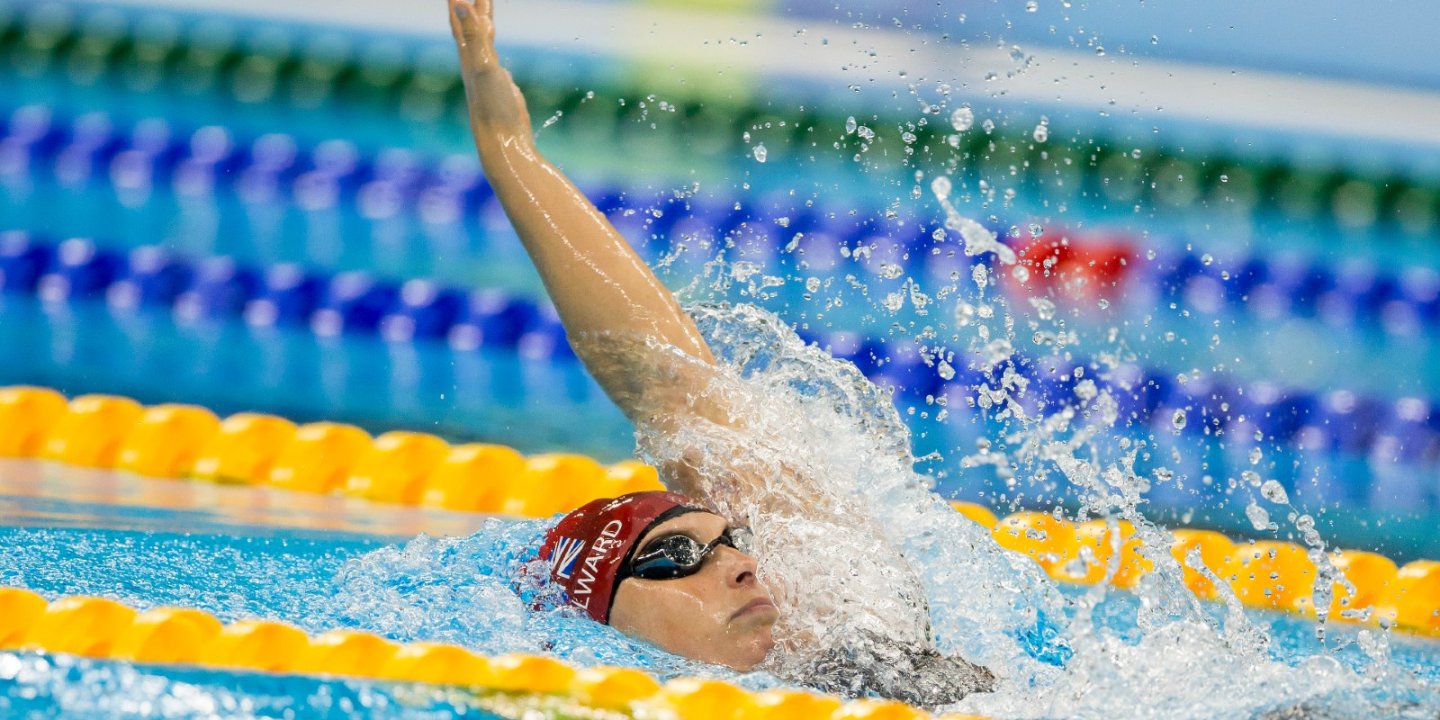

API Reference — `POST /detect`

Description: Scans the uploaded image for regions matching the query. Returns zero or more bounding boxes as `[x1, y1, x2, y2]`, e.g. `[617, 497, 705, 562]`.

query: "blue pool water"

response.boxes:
[2, 462, 1439, 718]
[5, 1, 1440, 717]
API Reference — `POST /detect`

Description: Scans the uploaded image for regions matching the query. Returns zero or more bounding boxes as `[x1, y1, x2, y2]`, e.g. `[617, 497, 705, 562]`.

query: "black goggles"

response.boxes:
[620, 527, 755, 581]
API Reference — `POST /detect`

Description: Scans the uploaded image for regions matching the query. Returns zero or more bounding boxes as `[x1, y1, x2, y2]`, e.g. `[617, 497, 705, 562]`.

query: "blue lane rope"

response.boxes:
[5, 103, 1437, 340]
[3, 229, 1438, 491]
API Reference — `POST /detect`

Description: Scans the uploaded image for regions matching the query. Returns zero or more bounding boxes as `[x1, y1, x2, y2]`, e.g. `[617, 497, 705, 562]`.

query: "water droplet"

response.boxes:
[931, 176, 952, 199]
[845, 116, 858, 134]
[950, 106, 974, 132]
[1097, 298, 1110, 310]
[752, 144, 768, 163]
[1025, 0, 1038, 11]
[1245, 501, 1272, 531]
[981, 118, 996, 133]
[1201, 253, 1214, 266]
[805, 277, 821, 293]
[937, 359, 956, 380]
[1028, 297, 1055, 320]
[1248, 447, 1262, 465]
[1095, 46, 1106, 56]
[1150, 35, 1159, 45]
[1130, 148, 1143, 159]
[1012, 265, 1030, 282]
[1260, 480, 1289, 504]
[1242, 470, 1262, 487]
[857, 125, 875, 141]
[1032, 124, 1049, 143]
[1155, 467, 1174, 482]
[1028, 223, 1043, 238]
[1171, 409, 1188, 431]
[955, 302, 976, 326]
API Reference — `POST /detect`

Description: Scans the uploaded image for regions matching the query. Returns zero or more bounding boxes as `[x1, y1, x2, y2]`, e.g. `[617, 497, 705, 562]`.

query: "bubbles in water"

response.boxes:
[857, 125, 876, 141]
[753, 144, 768, 163]
[1025, 0, 1038, 11]
[845, 116, 858, 134]
[1012, 266, 1031, 282]
[1259, 480, 1289, 505]
[1248, 447, 1262, 465]
[1242, 470, 1261, 487]
[1032, 123, 1049, 143]
[1171, 408, 1187, 431]
[951, 106, 974, 132]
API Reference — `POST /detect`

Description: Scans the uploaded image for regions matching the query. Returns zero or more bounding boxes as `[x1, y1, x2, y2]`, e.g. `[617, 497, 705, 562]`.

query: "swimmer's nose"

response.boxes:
[716, 545, 759, 588]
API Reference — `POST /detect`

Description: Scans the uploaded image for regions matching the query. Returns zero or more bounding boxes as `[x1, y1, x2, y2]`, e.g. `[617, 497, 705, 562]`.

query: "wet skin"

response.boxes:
[608, 512, 779, 671]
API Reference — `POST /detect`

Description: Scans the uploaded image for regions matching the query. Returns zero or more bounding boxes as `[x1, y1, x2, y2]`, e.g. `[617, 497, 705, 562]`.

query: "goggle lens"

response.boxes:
[626, 527, 754, 581]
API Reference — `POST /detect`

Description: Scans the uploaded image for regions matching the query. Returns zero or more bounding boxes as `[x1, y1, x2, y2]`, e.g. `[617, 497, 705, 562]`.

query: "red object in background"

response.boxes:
[1004, 233, 1135, 305]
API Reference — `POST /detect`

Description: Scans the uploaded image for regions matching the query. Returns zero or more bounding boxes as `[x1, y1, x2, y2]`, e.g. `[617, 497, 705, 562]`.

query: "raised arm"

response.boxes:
[448, 0, 716, 421]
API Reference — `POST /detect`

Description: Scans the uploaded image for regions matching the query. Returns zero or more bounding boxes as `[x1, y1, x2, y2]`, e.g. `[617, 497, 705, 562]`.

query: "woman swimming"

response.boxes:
[447, 0, 994, 706]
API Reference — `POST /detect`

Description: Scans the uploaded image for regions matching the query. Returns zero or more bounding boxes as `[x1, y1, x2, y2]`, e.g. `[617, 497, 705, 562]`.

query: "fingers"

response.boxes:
[448, 0, 497, 64]
[447, 0, 465, 45]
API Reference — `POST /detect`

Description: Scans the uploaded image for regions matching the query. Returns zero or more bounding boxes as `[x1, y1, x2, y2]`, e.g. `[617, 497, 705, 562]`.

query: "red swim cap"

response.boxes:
[539, 491, 704, 623]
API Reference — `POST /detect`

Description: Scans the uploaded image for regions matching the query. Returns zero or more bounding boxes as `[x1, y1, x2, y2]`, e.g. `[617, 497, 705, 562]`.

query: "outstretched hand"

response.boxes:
[448, 0, 499, 74]
[448, 0, 531, 134]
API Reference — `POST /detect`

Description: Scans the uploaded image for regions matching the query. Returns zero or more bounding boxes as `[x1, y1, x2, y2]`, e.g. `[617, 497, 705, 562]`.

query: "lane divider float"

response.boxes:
[3, 101, 1435, 343]
[6, 230, 1439, 496]
[0, 587, 986, 720]
[0, 385, 664, 515]
[2, 384, 1438, 638]
[975, 506, 1440, 638]
[5, 0, 1433, 234]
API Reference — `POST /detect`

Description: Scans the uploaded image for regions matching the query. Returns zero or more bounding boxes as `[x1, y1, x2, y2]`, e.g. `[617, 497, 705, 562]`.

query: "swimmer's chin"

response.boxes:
[719, 617, 779, 671]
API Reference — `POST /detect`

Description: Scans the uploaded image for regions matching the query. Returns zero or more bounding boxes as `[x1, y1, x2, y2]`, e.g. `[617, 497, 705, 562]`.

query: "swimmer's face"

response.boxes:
[608, 511, 777, 671]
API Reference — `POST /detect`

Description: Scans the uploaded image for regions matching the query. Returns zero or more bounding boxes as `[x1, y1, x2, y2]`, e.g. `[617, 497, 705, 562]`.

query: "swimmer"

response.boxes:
[447, 0, 994, 706]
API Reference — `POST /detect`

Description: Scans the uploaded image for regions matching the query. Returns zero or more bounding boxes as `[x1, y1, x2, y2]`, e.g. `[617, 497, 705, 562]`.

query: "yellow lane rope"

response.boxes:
[2, 385, 1438, 639]
[0, 587, 984, 720]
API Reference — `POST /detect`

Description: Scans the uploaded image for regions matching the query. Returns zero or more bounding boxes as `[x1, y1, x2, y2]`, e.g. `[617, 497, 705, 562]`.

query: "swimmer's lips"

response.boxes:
[730, 597, 778, 622]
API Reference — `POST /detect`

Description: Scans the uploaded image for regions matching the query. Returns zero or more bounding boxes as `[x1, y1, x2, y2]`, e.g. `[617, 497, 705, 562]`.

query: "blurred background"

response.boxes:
[4, 0, 1440, 557]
